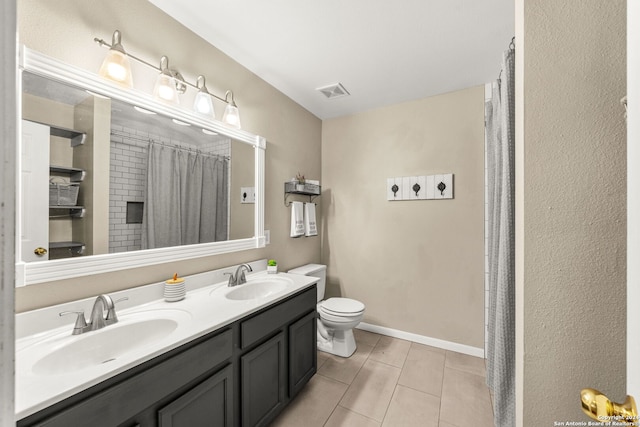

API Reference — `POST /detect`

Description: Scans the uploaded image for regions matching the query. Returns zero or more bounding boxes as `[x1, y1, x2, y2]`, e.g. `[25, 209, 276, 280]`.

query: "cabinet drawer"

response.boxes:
[31, 328, 233, 427]
[240, 285, 316, 349]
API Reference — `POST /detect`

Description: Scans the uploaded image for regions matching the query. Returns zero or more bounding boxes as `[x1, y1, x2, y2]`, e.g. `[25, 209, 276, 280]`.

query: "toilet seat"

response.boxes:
[319, 298, 365, 316]
[319, 309, 363, 323]
[318, 298, 365, 325]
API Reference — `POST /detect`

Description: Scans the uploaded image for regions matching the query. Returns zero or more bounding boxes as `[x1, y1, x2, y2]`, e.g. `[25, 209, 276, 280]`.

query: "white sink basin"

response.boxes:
[25, 310, 191, 376]
[224, 277, 294, 301]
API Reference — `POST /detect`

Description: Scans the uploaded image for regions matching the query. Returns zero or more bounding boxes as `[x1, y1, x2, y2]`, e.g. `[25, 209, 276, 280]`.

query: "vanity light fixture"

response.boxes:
[95, 30, 242, 128]
[222, 91, 241, 129]
[98, 30, 133, 88]
[193, 75, 215, 118]
[153, 56, 180, 105]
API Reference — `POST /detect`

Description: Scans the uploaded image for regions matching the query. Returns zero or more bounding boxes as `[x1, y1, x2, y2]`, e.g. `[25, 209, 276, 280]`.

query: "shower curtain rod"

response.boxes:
[110, 130, 230, 161]
[497, 36, 516, 81]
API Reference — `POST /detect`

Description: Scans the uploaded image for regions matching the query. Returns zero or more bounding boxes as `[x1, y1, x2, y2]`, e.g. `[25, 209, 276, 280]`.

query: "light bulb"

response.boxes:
[152, 56, 179, 105]
[104, 55, 127, 80]
[222, 104, 241, 129]
[153, 73, 179, 104]
[98, 30, 133, 88]
[194, 91, 214, 116]
[222, 90, 241, 129]
[193, 76, 215, 118]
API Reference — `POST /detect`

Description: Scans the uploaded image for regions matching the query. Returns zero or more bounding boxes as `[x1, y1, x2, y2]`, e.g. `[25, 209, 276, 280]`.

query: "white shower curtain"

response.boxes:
[486, 45, 515, 427]
[142, 143, 229, 249]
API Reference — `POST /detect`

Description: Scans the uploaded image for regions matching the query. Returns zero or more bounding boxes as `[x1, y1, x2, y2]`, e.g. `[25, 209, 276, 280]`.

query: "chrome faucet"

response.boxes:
[89, 294, 115, 330]
[59, 294, 128, 335]
[225, 263, 253, 287]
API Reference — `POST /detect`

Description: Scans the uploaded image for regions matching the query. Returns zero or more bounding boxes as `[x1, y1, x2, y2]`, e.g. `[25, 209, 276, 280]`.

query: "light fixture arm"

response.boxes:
[94, 34, 228, 103]
[225, 90, 237, 107]
[110, 30, 126, 54]
[196, 75, 208, 92]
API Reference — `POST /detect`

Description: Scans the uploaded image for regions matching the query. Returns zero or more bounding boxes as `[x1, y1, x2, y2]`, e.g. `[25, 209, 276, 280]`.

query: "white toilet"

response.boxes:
[288, 264, 365, 358]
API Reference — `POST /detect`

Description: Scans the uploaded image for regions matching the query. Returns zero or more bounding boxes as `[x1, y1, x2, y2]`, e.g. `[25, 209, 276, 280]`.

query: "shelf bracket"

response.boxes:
[284, 193, 320, 207]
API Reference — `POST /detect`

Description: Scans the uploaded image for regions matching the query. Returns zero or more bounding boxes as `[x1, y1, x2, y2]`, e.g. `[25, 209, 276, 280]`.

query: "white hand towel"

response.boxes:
[290, 201, 305, 238]
[304, 203, 317, 237]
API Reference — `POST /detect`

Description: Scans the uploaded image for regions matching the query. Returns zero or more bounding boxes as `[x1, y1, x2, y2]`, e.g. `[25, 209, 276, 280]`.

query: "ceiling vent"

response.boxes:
[316, 83, 350, 100]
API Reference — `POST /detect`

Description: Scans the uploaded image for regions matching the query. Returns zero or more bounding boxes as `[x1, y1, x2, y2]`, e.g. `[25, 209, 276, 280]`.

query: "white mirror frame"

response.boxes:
[16, 46, 266, 286]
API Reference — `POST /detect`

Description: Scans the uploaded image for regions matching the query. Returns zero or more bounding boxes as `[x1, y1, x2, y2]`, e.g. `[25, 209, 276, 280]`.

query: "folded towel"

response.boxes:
[290, 201, 305, 238]
[304, 203, 317, 237]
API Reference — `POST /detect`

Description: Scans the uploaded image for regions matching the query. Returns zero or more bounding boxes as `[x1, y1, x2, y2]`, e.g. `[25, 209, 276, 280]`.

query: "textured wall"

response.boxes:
[521, 0, 627, 424]
[322, 86, 485, 348]
[16, 0, 322, 311]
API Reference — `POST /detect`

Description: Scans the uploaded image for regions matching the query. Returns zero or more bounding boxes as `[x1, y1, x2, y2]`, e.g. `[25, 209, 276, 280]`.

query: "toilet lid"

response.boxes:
[320, 298, 365, 315]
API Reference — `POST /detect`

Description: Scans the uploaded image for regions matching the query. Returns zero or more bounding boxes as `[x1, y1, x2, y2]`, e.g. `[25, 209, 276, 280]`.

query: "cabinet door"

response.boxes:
[21, 120, 50, 262]
[288, 311, 317, 398]
[158, 364, 233, 427]
[241, 332, 285, 427]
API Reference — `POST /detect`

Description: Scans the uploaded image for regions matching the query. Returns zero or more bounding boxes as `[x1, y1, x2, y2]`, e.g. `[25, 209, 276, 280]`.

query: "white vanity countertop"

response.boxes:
[15, 263, 318, 420]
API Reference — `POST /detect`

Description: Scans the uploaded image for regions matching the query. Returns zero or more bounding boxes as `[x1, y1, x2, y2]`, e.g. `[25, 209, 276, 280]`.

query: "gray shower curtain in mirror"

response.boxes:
[142, 143, 229, 249]
[486, 45, 515, 427]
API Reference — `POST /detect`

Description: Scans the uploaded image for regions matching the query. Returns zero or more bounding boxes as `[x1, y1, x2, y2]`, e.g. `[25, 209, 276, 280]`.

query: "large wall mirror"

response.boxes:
[17, 47, 266, 286]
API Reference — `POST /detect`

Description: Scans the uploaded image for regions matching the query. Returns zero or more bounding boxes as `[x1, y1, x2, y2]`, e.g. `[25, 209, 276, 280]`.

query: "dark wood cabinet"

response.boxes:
[158, 365, 233, 427]
[288, 310, 317, 398]
[240, 333, 286, 427]
[18, 285, 317, 427]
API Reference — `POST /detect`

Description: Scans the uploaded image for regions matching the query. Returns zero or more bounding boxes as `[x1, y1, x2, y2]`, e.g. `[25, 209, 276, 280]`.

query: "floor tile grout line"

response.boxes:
[328, 345, 375, 421]
[378, 384, 399, 426]
[438, 350, 448, 427]
[349, 338, 400, 426]
[443, 363, 488, 379]
[368, 340, 407, 426]
[395, 381, 444, 400]
[320, 394, 343, 427]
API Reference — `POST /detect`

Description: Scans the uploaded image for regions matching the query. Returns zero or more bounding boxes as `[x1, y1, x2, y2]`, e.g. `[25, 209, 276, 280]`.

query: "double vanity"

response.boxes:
[14, 47, 312, 426]
[16, 262, 318, 427]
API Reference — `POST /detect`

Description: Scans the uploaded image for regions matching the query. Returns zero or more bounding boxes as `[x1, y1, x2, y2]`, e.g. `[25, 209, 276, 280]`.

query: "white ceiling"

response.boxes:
[149, 0, 514, 120]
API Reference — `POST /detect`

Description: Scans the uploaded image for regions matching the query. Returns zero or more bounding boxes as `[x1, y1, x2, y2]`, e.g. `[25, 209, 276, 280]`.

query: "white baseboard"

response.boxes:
[356, 322, 485, 358]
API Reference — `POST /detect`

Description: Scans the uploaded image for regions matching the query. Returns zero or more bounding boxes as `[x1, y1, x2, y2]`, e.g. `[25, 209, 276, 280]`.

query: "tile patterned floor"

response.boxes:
[271, 329, 494, 427]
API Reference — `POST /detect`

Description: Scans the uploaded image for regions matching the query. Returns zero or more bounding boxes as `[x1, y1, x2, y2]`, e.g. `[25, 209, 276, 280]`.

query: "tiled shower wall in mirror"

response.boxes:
[108, 125, 230, 253]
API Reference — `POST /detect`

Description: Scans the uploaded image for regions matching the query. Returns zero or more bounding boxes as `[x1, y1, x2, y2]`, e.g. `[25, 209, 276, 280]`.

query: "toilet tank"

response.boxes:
[288, 264, 326, 302]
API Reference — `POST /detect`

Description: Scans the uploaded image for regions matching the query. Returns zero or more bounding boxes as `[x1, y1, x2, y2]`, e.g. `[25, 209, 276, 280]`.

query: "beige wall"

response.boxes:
[520, 0, 627, 424]
[229, 140, 256, 240]
[17, 0, 322, 311]
[73, 96, 111, 256]
[322, 86, 485, 348]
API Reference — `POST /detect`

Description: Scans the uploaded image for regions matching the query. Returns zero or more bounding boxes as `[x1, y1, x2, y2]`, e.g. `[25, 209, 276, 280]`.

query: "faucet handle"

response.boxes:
[59, 311, 88, 335]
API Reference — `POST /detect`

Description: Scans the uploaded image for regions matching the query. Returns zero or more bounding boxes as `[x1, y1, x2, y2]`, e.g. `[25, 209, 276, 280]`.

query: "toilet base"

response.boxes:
[317, 328, 357, 358]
